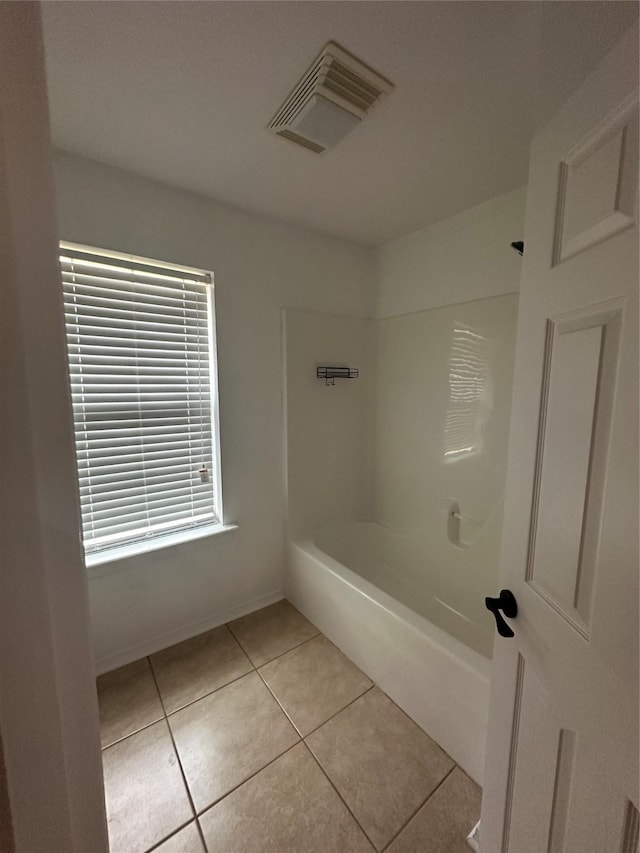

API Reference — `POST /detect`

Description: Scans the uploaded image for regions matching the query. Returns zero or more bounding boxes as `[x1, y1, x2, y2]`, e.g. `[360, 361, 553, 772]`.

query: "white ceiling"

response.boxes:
[41, 1, 638, 247]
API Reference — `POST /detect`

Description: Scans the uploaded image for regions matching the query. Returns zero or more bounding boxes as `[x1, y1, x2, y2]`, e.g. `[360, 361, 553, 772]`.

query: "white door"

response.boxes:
[481, 24, 639, 853]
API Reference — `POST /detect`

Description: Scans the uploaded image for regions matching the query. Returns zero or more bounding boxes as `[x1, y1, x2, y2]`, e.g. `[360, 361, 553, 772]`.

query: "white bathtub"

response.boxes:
[286, 521, 492, 784]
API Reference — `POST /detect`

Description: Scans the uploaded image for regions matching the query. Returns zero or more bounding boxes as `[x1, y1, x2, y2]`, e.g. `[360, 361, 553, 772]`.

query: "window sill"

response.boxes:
[85, 522, 238, 572]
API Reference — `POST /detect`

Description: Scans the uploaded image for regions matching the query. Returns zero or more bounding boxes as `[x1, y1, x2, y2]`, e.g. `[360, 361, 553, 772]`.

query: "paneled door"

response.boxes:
[481, 25, 639, 853]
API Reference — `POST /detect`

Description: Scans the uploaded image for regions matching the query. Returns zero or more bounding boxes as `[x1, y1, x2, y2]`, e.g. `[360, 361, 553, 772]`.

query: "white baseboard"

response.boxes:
[94, 589, 284, 675]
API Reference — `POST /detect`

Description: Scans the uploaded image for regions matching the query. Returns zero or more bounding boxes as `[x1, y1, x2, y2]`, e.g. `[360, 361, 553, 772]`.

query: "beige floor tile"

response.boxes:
[169, 671, 299, 812]
[103, 720, 193, 853]
[150, 625, 253, 713]
[228, 600, 319, 666]
[306, 688, 454, 851]
[199, 743, 374, 852]
[260, 635, 372, 735]
[97, 658, 164, 748]
[153, 821, 205, 853]
[387, 768, 481, 853]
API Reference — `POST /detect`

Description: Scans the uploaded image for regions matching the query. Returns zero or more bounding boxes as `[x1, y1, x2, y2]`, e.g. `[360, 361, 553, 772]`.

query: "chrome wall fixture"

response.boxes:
[316, 365, 359, 386]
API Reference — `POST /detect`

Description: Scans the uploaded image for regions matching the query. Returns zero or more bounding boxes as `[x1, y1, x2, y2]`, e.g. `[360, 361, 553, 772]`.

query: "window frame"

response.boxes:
[60, 241, 227, 567]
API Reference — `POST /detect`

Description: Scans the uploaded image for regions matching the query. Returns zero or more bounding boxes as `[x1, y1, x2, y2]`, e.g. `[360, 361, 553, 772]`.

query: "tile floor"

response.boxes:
[98, 600, 481, 853]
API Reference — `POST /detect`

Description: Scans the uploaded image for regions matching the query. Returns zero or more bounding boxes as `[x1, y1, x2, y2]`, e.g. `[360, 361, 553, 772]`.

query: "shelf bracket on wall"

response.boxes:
[316, 366, 359, 386]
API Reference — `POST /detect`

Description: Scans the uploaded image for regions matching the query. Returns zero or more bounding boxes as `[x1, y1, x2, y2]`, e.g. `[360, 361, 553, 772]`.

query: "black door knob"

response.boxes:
[485, 589, 518, 638]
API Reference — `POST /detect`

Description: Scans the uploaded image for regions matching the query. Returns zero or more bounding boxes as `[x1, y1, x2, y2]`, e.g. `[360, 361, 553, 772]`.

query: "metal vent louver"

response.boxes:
[268, 41, 394, 154]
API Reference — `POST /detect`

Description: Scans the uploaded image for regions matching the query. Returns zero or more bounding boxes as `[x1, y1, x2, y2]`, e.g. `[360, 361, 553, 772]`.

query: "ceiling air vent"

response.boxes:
[268, 41, 394, 154]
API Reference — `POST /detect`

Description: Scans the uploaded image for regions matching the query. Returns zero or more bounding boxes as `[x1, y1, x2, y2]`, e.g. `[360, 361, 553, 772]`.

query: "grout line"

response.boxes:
[143, 818, 194, 853]
[224, 620, 257, 662]
[227, 626, 321, 670]
[254, 647, 378, 850]
[259, 628, 459, 852]
[101, 667, 256, 752]
[254, 652, 373, 739]
[258, 642, 457, 853]
[194, 816, 208, 853]
[102, 605, 468, 853]
[218, 622, 257, 671]
[100, 714, 165, 752]
[162, 669, 255, 718]
[149, 635, 303, 833]
[255, 666, 301, 733]
[100, 656, 165, 751]
[147, 658, 202, 840]
[150, 627, 324, 728]
[101, 624, 322, 750]
[372, 682, 459, 771]
[253, 626, 453, 770]
[344, 673, 470, 849]
[147, 624, 256, 716]
[256, 629, 322, 667]
[195, 741, 301, 818]
[302, 684, 375, 739]
[379, 765, 456, 852]
[276, 602, 466, 779]
[302, 741, 378, 851]
[180, 645, 373, 826]
[159, 628, 326, 721]
[247, 629, 380, 849]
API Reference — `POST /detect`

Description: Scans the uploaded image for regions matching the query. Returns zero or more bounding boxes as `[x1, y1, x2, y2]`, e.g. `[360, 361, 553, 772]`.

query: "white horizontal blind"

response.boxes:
[61, 245, 220, 554]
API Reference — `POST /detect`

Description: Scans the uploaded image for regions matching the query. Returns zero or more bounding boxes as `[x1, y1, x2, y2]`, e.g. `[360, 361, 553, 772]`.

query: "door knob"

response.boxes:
[485, 589, 518, 638]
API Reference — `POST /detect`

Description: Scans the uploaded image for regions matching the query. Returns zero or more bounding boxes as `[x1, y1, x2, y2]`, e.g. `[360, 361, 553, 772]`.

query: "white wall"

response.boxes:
[52, 152, 374, 672]
[284, 310, 373, 538]
[376, 186, 526, 317]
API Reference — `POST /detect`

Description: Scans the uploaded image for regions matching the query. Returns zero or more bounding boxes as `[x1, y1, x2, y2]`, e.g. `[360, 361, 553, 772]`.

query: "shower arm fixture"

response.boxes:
[316, 366, 359, 386]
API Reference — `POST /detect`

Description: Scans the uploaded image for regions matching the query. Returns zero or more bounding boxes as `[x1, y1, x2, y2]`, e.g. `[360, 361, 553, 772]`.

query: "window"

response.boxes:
[61, 242, 223, 562]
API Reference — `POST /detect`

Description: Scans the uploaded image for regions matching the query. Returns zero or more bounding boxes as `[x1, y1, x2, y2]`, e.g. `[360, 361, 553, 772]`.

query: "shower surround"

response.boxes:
[283, 293, 518, 782]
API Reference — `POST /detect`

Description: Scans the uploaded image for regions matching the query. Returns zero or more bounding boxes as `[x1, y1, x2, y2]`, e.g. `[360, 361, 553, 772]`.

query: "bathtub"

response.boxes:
[286, 521, 493, 785]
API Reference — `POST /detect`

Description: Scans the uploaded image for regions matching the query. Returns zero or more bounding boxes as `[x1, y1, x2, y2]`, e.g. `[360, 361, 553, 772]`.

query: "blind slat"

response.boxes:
[63, 278, 208, 300]
[77, 470, 206, 489]
[78, 468, 210, 495]
[85, 496, 216, 527]
[83, 512, 217, 549]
